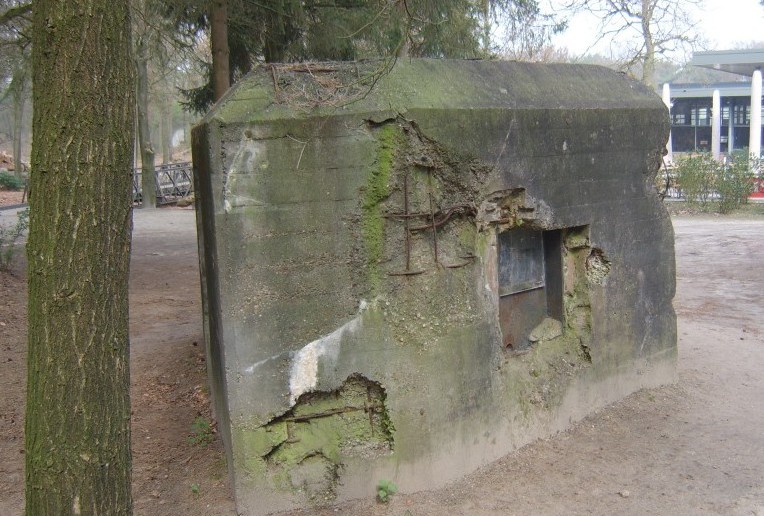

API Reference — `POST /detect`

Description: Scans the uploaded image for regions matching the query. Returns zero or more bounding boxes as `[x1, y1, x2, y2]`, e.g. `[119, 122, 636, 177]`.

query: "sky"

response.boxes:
[548, 0, 764, 60]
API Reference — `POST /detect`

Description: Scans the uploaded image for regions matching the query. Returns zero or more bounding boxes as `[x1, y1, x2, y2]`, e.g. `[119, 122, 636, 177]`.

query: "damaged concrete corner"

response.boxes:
[240, 374, 392, 504]
[192, 59, 676, 514]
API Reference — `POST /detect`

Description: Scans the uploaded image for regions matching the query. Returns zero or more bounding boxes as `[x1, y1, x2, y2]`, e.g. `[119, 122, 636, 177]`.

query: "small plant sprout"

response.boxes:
[190, 483, 200, 495]
[188, 416, 215, 446]
[377, 479, 397, 503]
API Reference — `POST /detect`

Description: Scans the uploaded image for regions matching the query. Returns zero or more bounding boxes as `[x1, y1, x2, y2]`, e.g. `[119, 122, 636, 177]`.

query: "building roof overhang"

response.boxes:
[670, 81, 752, 98]
[689, 49, 764, 77]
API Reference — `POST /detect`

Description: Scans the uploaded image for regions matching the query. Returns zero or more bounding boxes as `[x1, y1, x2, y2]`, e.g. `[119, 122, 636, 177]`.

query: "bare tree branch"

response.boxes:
[561, 0, 700, 86]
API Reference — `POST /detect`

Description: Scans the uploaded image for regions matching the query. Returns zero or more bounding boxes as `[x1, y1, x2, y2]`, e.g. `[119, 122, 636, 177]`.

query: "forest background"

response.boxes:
[0, 0, 760, 181]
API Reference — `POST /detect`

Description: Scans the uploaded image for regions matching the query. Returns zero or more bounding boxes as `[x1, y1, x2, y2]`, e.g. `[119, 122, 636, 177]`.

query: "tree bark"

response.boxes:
[136, 36, 156, 209]
[210, 0, 229, 101]
[25, 0, 135, 514]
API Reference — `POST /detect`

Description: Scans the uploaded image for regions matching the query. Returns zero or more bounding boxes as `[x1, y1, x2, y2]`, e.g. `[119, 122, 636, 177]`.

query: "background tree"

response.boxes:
[133, 0, 200, 206]
[162, 0, 558, 114]
[505, 44, 570, 63]
[25, 0, 135, 514]
[154, 69, 176, 163]
[481, 0, 566, 61]
[3, 54, 29, 175]
[565, 0, 700, 87]
[210, 0, 229, 101]
[134, 0, 158, 209]
[0, 1, 31, 176]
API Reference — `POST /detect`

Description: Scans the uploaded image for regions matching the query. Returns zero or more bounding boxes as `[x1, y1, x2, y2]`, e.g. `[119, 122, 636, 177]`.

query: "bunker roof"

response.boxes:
[204, 59, 664, 125]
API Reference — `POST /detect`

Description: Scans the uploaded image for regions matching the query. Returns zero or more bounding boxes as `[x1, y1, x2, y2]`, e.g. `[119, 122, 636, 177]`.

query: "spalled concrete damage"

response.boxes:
[191, 59, 676, 514]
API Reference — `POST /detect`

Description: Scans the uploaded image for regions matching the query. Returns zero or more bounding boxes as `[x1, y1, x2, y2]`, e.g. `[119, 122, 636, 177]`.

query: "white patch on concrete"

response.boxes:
[223, 135, 266, 213]
[243, 353, 285, 374]
[288, 302, 368, 405]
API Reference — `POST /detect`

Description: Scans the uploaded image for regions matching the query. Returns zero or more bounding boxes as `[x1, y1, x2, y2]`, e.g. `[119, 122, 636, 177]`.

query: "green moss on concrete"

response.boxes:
[212, 76, 274, 123]
[242, 455, 268, 477]
[242, 375, 393, 500]
[362, 124, 401, 292]
[565, 227, 590, 250]
[358, 120, 492, 351]
[208, 60, 665, 132]
[497, 330, 591, 418]
[270, 419, 344, 465]
[457, 223, 478, 251]
[241, 422, 288, 457]
[270, 468, 293, 491]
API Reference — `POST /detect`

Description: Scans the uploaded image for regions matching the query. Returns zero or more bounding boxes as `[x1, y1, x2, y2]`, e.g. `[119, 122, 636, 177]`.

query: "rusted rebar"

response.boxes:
[428, 187, 438, 264]
[404, 170, 411, 271]
[409, 204, 472, 231]
[271, 64, 279, 94]
[388, 270, 425, 276]
[280, 403, 385, 423]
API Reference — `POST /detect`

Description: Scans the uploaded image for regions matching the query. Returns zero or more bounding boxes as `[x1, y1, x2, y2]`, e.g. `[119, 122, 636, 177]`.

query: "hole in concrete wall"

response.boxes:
[562, 226, 595, 362]
[586, 248, 611, 285]
[248, 374, 393, 503]
[498, 228, 563, 350]
[497, 225, 597, 360]
[283, 373, 394, 455]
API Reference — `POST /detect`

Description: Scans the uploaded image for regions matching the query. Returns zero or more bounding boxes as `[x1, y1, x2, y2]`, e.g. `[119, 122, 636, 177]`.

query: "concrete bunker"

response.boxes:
[192, 59, 677, 514]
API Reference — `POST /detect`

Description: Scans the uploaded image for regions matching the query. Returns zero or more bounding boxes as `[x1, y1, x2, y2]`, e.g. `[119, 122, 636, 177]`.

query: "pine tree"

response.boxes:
[165, 0, 508, 113]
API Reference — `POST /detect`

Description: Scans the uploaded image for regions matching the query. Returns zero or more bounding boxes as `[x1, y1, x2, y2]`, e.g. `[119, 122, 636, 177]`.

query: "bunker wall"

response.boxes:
[191, 59, 676, 514]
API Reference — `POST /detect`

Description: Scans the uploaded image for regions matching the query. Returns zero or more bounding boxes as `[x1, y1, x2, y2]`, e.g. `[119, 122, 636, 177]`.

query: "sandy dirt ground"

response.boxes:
[0, 205, 762, 516]
[0, 190, 24, 207]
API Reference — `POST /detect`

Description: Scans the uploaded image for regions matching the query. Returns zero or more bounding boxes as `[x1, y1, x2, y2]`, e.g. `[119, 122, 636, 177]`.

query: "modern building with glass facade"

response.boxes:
[664, 49, 764, 160]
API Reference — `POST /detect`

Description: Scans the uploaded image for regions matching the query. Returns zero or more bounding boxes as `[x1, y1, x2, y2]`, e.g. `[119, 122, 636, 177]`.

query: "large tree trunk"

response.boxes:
[25, 0, 135, 514]
[136, 37, 156, 209]
[210, 0, 229, 101]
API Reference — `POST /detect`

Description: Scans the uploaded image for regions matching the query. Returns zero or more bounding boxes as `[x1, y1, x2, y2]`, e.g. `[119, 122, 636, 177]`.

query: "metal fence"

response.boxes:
[132, 161, 192, 205]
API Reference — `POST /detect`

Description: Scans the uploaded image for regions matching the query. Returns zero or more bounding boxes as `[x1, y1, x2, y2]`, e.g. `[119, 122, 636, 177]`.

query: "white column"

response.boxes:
[712, 89, 721, 160]
[728, 104, 735, 153]
[662, 83, 673, 163]
[750, 69, 762, 159]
